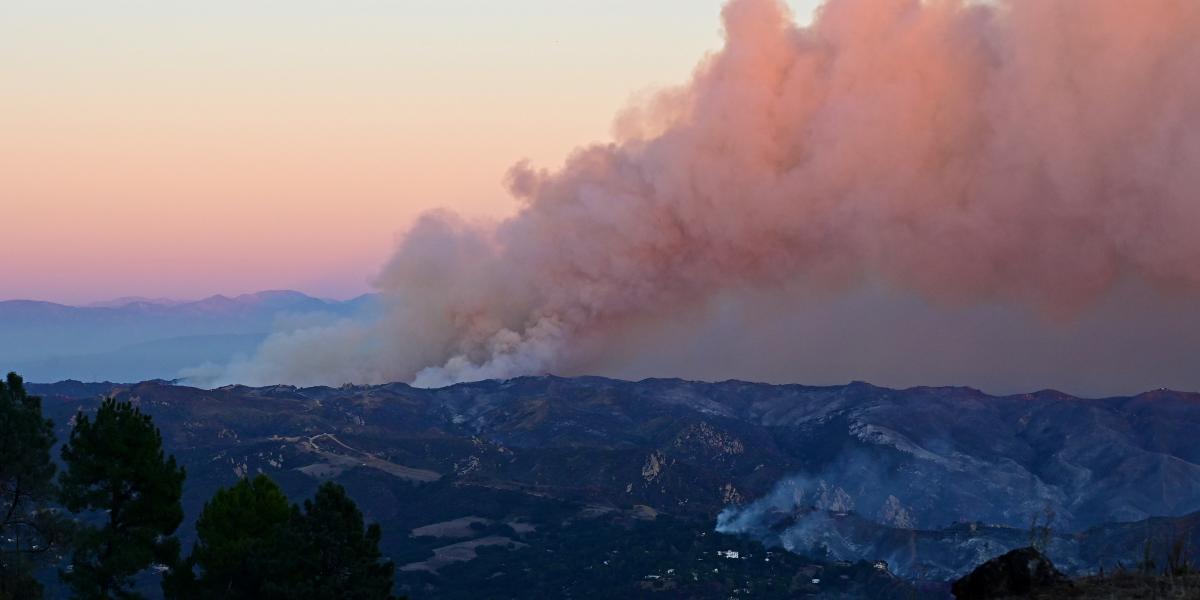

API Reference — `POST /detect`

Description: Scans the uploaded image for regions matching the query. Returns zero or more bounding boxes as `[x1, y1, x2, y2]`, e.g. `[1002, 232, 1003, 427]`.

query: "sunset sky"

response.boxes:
[2, 0, 818, 304]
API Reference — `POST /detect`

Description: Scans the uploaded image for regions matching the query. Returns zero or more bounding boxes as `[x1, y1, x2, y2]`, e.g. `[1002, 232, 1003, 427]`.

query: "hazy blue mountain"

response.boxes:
[0, 290, 377, 382]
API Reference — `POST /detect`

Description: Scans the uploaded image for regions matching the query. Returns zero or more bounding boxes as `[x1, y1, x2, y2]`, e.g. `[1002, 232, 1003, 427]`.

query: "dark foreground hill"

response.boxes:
[28, 376, 1200, 597]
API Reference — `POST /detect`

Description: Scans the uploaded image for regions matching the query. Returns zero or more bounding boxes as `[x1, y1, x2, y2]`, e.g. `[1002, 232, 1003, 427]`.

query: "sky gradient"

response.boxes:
[2, 0, 818, 304]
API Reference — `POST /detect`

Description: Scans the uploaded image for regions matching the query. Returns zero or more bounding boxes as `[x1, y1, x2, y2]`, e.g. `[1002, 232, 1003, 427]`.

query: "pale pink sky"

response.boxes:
[1, 1, 818, 304]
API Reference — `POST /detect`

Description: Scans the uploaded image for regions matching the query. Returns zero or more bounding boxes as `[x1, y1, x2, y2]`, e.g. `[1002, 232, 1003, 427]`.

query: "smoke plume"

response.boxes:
[209, 0, 1200, 389]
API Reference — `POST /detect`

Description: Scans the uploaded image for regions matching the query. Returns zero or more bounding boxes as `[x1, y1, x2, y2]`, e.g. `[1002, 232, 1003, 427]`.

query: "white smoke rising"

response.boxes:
[201, 0, 1200, 389]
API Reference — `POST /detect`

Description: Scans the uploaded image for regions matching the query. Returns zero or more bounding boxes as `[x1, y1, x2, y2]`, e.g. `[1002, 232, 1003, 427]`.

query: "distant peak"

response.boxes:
[85, 296, 185, 308]
[236, 290, 313, 302]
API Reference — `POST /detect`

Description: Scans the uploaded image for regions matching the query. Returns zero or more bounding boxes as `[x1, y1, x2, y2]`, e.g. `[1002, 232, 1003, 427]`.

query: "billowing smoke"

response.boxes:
[203, 0, 1200, 389]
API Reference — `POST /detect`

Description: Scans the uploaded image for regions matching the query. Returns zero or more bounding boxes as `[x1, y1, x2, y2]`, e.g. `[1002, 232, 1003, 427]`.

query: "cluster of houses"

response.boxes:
[637, 548, 894, 593]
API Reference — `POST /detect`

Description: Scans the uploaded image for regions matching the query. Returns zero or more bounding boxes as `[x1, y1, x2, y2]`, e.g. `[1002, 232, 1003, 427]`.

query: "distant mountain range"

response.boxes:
[26, 376, 1200, 597]
[0, 290, 377, 382]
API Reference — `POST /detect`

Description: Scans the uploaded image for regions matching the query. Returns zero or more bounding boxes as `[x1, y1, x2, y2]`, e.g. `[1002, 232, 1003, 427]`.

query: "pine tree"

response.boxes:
[167, 476, 395, 599]
[165, 475, 291, 599]
[59, 397, 186, 599]
[0, 372, 68, 600]
[271, 482, 395, 600]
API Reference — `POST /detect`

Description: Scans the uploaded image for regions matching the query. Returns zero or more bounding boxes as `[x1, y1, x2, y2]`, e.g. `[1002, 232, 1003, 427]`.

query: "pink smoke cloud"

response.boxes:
[209, 0, 1200, 389]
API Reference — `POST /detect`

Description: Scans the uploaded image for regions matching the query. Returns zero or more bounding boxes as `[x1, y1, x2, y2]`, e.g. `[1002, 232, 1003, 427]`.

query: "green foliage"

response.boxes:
[166, 474, 292, 599]
[168, 478, 394, 600]
[59, 398, 186, 599]
[0, 372, 67, 600]
[272, 482, 395, 600]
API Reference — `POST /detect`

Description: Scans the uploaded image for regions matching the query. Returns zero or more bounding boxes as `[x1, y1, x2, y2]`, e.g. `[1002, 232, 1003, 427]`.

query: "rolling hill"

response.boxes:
[24, 376, 1200, 597]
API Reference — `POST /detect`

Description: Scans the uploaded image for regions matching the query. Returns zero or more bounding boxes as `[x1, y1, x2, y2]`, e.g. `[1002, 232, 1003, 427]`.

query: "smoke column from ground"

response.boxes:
[206, 0, 1200, 389]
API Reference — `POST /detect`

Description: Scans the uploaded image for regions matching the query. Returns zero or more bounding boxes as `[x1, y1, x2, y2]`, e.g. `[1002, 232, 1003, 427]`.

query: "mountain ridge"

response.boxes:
[22, 374, 1200, 595]
[0, 290, 378, 382]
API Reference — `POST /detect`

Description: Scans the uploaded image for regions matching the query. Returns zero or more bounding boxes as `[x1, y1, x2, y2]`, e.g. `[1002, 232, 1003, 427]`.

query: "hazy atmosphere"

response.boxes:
[5, 0, 1200, 397]
[6, 2, 1200, 599]
[2, 0, 816, 304]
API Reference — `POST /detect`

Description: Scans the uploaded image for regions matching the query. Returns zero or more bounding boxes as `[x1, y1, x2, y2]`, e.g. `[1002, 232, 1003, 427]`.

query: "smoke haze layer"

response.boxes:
[207, 0, 1200, 393]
